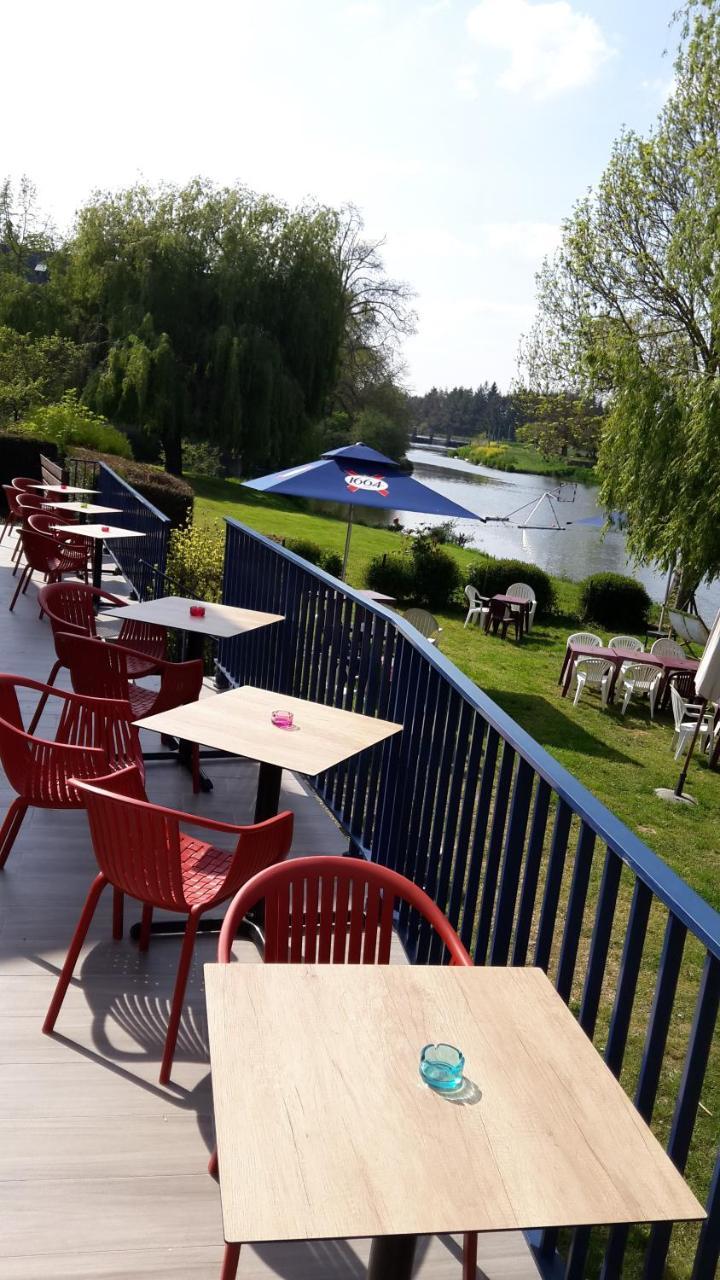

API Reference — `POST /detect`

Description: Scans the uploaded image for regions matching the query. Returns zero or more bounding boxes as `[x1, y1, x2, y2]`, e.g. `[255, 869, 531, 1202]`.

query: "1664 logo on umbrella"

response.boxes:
[344, 472, 389, 496]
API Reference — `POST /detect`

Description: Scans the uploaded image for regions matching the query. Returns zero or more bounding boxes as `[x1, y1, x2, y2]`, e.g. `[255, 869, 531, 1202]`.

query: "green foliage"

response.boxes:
[70, 447, 194, 527]
[466, 558, 556, 617]
[408, 381, 517, 444]
[514, 390, 602, 460]
[579, 572, 651, 631]
[522, 2, 720, 592]
[167, 521, 224, 602]
[353, 407, 408, 461]
[0, 328, 83, 424]
[322, 552, 343, 578]
[409, 530, 462, 608]
[20, 391, 131, 458]
[365, 551, 416, 600]
[284, 537, 344, 576]
[0, 432, 59, 502]
[181, 440, 224, 477]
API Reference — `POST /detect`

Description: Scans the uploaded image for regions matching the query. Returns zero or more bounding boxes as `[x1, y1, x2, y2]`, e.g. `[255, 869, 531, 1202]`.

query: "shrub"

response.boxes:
[410, 532, 462, 609]
[0, 433, 60, 504]
[69, 448, 194, 528]
[321, 551, 343, 578]
[579, 573, 651, 631]
[466, 557, 556, 617]
[366, 552, 416, 600]
[167, 521, 224, 603]
[182, 440, 224, 477]
[20, 392, 133, 459]
[284, 537, 324, 566]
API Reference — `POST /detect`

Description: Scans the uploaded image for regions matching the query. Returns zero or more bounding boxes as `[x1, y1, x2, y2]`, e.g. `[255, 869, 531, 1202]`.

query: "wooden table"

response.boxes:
[137, 683, 403, 822]
[54, 522, 145, 593]
[104, 597, 286, 792]
[559, 642, 699, 705]
[205, 964, 703, 1280]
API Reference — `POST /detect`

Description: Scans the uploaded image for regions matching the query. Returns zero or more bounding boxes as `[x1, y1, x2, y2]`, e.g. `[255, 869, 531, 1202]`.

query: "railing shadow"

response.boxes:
[481, 690, 638, 763]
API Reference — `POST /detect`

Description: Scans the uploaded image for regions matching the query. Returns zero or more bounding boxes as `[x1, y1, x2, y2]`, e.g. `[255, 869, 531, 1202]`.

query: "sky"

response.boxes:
[3, 0, 679, 393]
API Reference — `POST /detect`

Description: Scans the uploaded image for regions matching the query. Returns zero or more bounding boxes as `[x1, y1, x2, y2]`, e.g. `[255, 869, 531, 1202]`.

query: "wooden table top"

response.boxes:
[28, 484, 98, 495]
[205, 965, 704, 1245]
[136, 684, 403, 775]
[44, 501, 122, 516]
[52, 519, 146, 540]
[103, 595, 285, 639]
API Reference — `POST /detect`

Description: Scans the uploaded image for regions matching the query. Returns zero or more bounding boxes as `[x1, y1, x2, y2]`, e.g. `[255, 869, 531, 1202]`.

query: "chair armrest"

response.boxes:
[150, 659, 204, 716]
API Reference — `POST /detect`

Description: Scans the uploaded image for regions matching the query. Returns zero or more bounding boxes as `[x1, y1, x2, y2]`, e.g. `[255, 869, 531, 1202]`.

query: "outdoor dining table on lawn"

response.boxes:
[136, 682, 403, 822]
[490, 593, 531, 633]
[559, 640, 699, 706]
[54, 521, 145, 593]
[205, 964, 704, 1280]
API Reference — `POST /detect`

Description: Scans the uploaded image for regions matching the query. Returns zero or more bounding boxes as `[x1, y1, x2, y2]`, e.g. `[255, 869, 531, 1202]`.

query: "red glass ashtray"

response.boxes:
[101, 525, 110, 532]
[190, 605, 206, 617]
[60, 484, 68, 490]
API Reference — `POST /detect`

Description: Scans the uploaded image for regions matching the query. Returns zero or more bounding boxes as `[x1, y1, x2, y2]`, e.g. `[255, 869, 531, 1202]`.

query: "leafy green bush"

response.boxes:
[466, 557, 556, 617]
[182, 440, 224, 477]
[70, 448, 194, 527]
[321, 552, 343, 578]
[365, 552, 416, 600]
[167, 521, 224, 602]
[579, 573, 651, 631]
[20, 392, 132, 458]
[284, 537, 324, 565]
[410, 532, 461, 609]
[0, 433, 60, 504]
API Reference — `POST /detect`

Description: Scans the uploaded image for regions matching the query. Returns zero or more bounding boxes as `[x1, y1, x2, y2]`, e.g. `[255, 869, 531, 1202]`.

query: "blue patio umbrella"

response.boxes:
[244, 443, 484, 577]
[568, 510, 625, 529]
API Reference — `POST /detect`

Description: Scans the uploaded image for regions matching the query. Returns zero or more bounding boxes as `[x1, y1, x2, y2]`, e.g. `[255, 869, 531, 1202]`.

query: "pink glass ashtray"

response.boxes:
[60, 484, 68, 490]
[101, 525, 110, 532]
[190, 605, 206, 618]
[271, 710, 294, 730]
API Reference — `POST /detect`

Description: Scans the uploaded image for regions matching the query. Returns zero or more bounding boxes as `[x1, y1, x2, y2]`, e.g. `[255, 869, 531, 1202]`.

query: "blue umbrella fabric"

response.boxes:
[244, 442, 483, 576]
[569, 510, 625, 529]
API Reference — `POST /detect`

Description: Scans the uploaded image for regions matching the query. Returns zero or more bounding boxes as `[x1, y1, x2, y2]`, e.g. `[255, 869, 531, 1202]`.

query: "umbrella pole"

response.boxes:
[341, 505, 354, 580]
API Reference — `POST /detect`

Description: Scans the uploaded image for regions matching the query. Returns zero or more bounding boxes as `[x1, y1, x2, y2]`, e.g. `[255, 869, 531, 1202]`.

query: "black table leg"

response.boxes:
[255, 762, 282, 823]
[367, 1234, 417, 1280]
[92, 540, 103, 592]
[177, 628, 214, 792]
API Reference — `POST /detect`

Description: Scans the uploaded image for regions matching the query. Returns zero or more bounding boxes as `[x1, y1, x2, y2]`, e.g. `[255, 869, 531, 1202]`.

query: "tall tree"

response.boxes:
[521, 0, 720, 599]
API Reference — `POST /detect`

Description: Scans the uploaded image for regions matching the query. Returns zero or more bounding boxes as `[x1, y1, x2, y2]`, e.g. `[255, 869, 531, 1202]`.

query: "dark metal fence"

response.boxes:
[219, 518, 719, 1280]
[90, 463, 170, 601]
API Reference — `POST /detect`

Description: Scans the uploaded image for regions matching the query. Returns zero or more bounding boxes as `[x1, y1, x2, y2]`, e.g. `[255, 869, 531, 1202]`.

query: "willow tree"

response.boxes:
[64, 181, 346, 474]
[521, 0, 720, 602]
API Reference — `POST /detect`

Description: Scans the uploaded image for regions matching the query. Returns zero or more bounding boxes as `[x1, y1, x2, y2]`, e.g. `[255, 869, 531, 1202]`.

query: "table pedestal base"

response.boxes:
[367, 1234, 417, 1280]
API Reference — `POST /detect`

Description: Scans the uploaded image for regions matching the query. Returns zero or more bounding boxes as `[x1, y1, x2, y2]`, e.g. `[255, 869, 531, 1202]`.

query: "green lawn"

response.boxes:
[190, 473, 718, 1275]
[454, 439, 598, 484]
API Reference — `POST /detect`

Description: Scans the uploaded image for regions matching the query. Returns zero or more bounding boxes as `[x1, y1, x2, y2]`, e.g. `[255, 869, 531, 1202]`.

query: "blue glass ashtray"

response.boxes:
[419, 1043, 464, 1092]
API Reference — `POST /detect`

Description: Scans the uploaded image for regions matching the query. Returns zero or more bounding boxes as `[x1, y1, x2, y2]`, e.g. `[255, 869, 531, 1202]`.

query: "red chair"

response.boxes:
[0, 674, 143, 872]
[11, 492, 51, 571]
[29, 512, 92, 576]
[43, 769, 294, 1084]
[211, 855, 476, 1280]
[10, 476, 40, 490]
[8, 528, 66, 612]
[31, 581, 168, 733]
[56, 631, 204, 790]
[1, 484, 24, 545]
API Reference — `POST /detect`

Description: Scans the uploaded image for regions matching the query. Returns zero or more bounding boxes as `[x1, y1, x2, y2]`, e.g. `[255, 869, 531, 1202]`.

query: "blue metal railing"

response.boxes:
[94, 463, 170, 601]
[219, 518, 719, 1280]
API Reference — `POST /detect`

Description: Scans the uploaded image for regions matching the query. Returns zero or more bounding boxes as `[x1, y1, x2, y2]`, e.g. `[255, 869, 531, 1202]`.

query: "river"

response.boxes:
[395, 448, 720, 619]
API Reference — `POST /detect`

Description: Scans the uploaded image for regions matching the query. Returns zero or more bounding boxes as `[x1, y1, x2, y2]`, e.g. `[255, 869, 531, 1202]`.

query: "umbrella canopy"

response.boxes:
[695, 608, 720, 701]
[244, 442, 483, 576]
[569, 510, 625, 529]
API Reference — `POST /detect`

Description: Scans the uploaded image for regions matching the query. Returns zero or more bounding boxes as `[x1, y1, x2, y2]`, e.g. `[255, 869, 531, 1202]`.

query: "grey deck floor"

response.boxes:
[0, 536, 540, 1279]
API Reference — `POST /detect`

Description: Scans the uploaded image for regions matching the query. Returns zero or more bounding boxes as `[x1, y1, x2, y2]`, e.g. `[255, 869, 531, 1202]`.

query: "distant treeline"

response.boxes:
[408, 383, 518, 443]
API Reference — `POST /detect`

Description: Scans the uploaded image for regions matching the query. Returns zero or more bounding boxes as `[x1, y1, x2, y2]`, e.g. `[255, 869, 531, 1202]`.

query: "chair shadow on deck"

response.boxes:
[482, 690, 638, 764]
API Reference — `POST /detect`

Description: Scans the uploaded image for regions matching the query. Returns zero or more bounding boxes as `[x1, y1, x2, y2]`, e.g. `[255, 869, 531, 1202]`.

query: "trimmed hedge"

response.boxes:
[579, 572, 651, 632]
[0, 433, 60, 506]
[366, 552, 416, 601]
[466, 557, 556, 617]
[411, 539, 462, 609]
[69, 449, 194, 528]
[284, 537, 344, 578]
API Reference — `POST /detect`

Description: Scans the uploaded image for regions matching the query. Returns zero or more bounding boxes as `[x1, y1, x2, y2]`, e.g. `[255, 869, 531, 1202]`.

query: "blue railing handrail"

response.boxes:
[99, 463, 171, 525]
[224, 517, 720, 959]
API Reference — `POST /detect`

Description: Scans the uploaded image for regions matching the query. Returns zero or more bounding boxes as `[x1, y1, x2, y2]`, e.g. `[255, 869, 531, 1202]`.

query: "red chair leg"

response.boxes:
[139, 903, 154, 952]
[112, 888, 124, 940]
[9, 564, 30, 612]
[0, 515, 10, 543]
[220, 1243, 241, 1280]
[208, 1148, 219, 1180]
[0, 799, 29, 870]
[463, 1231, 477, 1280]
[43, 873, 108, 1034]
[159, 909, 201, 1084]
[27, 659, 62, 734]
[22, 566, 33, 594]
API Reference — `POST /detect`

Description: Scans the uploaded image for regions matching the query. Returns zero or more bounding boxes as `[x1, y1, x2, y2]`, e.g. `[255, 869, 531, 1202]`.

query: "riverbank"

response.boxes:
[454, 440, 597, 484]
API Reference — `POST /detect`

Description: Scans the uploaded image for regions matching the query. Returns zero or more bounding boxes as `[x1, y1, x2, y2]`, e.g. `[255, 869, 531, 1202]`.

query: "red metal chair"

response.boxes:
[211, 855, 476, 1280]
[0, 674, 144, 872]
[8, 528, 66, 612]
[10, 476, 40, 490]
[43, 769, 294, 1084]
[31, 581, 168, 733]
[29, 512, 92, 577]
[1, 484, 25, 546]
[11, 492, 52, 571]
[56, 631, 204, 790]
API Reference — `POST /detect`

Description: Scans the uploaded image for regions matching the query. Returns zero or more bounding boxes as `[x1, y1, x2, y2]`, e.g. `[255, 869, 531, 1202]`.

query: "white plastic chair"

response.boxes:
[669, 685, 713, 760]
[651, 637, 685, 659]
[404, 608, 442, 647]
[619, 663, 662, 718]
[463, 585, 489, 629]
[507, 582, 537, 630]
[567, 631, 603, 649]
[609, 635, 644, 653]
[571, 657, 614, 709]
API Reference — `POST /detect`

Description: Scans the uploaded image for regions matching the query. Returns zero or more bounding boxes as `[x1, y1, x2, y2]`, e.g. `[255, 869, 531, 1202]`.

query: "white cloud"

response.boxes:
[482, 220, 561, 260]
[394, 221, 560, 264]
[467, 0, 614, 100]
[641, 74, 677, 102]
[455, 63, 480, 100]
